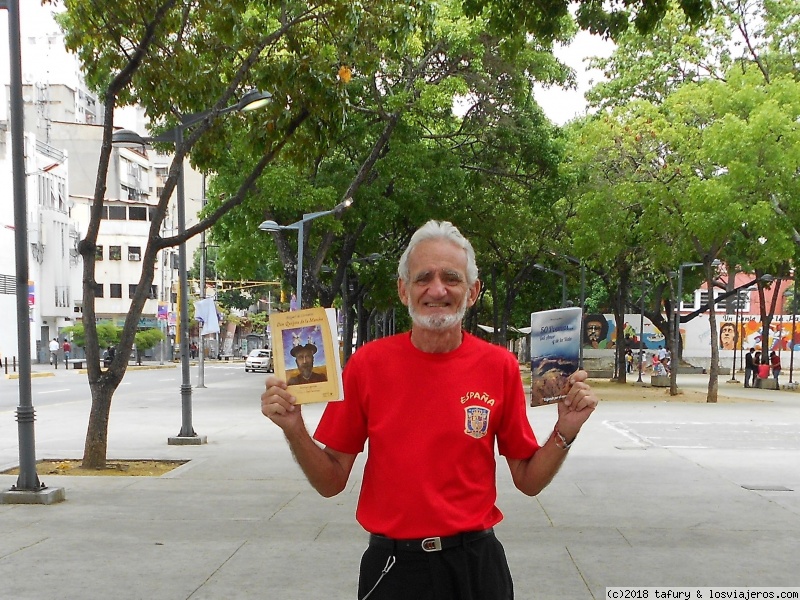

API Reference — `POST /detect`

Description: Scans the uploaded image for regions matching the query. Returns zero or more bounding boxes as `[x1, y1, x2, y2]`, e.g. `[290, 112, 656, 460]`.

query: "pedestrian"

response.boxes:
[49, 338, 60, 368]
[744, 348, 755, 388]
[103, 345, 116, 368]
[625, 348, 633, 373]
[755, 351, 770, 381]
[261, 220, 599, 600]
[770, 351, 782, 384]
[63, 339, 71, 368]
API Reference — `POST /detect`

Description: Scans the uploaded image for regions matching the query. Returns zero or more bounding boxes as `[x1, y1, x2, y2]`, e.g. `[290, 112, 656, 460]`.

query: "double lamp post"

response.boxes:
[258, 198, 353, 309]
[113, 89, 271, 445]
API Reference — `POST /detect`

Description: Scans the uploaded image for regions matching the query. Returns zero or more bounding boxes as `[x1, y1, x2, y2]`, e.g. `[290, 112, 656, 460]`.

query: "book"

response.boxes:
[529, 306, 582, 407]
[269, 307, 344, 404]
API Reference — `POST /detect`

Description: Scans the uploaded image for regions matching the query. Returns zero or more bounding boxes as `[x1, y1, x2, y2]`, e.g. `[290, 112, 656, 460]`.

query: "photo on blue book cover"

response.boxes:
[529, 307, 582, 407]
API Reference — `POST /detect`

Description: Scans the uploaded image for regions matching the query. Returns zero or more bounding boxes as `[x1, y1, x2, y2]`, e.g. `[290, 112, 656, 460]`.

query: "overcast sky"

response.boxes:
[533, 31, 615, 125]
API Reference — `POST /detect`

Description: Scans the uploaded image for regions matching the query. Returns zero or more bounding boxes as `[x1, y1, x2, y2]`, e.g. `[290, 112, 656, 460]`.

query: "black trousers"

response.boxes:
[358, 532, 514, 600]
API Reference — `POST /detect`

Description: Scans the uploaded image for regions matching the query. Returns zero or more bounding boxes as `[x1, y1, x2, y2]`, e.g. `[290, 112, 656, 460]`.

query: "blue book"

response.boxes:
[529, 307, 582, 406]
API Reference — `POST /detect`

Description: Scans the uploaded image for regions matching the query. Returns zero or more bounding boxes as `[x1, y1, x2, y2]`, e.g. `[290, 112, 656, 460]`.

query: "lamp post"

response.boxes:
[637, 279, 649, 384]
[258, 198, 353, 309]
[0, 0, 65, 504]
[791, 272, 797, 384]
[673, 262, 704, 377]
[674, 260, 722, 375]
[113, 89, 271, 445]
[323, 253, 381, 363]
[532, 263, 567, 308]
[548, 252, 585, 367]
[729, 286, 741, 383]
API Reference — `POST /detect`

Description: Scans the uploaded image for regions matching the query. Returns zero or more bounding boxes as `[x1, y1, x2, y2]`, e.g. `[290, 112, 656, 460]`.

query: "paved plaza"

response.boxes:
[1, 365, 798, 599]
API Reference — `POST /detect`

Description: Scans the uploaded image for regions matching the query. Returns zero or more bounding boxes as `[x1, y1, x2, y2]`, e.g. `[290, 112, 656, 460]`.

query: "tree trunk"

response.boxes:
[82, 380, 119, 468]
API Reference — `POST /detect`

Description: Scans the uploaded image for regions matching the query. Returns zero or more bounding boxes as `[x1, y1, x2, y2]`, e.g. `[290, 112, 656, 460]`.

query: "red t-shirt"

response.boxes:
[314, 331, 539, 538]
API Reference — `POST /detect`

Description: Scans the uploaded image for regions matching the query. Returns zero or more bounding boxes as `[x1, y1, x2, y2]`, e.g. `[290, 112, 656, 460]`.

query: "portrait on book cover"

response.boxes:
[282, 326, 329, 386]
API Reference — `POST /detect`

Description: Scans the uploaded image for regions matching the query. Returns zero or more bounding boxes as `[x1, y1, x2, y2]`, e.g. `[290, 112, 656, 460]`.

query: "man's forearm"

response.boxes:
[284, 427, 350, 498]
[509, 432, 571, 496]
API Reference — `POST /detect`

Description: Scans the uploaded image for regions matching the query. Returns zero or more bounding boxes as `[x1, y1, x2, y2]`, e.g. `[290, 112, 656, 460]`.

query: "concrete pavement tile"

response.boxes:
[0, 537, 249, 600]
[569, 528, 800, 591]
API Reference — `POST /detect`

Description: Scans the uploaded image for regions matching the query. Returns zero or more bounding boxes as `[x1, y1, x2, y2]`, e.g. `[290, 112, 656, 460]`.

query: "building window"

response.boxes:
[109, 246, 122, 260]
[110, 284, 122, 298]
[129, 206, 147, 221]
[699, 291, 729, 311]
[129, 284, 138, 299]
[94, 283, 104, 298]
[95, 245, 103, 261]
[128, 246, 141, 261]
[108, 206, 127, 220]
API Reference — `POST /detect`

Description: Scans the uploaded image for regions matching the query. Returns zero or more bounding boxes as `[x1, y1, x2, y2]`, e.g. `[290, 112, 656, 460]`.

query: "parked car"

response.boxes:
[244, 348, 273, 373]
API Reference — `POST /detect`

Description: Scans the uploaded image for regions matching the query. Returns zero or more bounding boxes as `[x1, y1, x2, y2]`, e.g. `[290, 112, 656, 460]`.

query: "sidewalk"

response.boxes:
[1, 368, 799, 599]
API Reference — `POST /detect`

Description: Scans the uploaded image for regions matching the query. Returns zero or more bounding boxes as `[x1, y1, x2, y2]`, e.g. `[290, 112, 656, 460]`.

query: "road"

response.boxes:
[0, 362, 268, 469]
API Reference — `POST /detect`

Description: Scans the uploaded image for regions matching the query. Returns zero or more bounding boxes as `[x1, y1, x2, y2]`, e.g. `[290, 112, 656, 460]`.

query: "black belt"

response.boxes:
[369, 528, 494, 553]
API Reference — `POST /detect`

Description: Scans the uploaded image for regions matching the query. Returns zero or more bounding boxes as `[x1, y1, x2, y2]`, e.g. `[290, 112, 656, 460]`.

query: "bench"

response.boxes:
[650, 375, 670, 387]
[67, 358, 85, 370]
[756, 378, 778, 390]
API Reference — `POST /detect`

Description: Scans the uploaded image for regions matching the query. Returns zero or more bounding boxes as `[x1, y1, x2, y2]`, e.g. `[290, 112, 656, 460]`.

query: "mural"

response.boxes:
[581, 314, 667, 351]
[723, 316, 800, 352]
[584, 314, 800, 355]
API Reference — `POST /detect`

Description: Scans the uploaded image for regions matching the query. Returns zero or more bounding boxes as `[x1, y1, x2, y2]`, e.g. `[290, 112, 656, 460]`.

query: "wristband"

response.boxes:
[553, 424, 574, 450]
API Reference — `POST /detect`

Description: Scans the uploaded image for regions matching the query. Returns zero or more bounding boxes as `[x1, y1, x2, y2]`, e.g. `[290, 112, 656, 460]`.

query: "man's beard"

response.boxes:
[408, 294, 469, 331]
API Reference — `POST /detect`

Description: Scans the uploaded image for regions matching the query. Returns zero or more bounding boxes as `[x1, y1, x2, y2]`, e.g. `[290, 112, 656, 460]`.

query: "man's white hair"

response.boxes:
[397, 220, 479, 285]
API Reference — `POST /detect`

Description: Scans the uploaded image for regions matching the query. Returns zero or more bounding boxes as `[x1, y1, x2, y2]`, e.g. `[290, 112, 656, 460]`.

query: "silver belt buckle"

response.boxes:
[421, 537, 442, 552]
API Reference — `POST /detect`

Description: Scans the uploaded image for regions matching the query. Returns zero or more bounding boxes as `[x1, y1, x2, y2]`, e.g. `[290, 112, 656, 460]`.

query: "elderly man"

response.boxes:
[287, 342, 327, 385]
[261, 220, 598, 599]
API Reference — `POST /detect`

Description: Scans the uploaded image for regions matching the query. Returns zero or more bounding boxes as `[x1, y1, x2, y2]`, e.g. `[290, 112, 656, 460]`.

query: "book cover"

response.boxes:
[529, 306, 582, 407]
[269, 307, 344, 405]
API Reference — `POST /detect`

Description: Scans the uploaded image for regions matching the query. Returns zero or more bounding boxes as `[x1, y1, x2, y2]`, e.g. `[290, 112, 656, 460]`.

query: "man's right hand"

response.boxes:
[261, 375, 303, 433]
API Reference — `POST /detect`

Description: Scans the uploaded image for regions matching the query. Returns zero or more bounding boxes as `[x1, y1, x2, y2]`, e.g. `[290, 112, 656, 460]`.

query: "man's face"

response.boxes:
[721, 326, 735, 346]
[398, 239, 479, 332]
[295, 349, 315, 378]
[586, 320, 604, 342]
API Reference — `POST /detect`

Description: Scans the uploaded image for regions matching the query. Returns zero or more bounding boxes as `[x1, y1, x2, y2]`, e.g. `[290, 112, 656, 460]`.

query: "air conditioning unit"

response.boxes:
[128, 252, 141, 261]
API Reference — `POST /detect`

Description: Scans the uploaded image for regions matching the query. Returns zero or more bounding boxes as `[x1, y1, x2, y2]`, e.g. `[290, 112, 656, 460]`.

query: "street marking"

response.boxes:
[37, 388, 70, 395]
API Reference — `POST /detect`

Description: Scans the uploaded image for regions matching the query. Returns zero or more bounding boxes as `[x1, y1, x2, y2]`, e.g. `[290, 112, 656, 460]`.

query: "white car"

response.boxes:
[244, 348, 273, 373]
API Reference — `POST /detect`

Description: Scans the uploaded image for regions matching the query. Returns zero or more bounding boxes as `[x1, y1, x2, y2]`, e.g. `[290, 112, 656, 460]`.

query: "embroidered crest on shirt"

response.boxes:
[464, 406, 490, 439]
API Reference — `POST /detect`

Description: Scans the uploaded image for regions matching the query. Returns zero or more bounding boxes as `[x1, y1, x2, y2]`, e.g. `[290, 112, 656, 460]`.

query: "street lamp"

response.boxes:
[323, 253, 382, 363]
[674, 260, 722, 374]
[258, 198, 353, 309]
[113, 89, 271, 445]
[0, 0, 65, 504]
[533, 263, 567, 308]
[673, 262, 703, 376]
[792, 271, 798, 384]
[548, 252, 586, 367]
[637, 279, 649, 384]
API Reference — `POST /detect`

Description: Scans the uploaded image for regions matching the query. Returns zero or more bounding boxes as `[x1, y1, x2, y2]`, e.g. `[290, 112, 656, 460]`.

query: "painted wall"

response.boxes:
[583, 313, 800, 362]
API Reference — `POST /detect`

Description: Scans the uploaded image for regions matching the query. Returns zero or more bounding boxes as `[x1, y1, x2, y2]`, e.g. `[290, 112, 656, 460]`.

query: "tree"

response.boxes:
[62, 322, 120, 353]
[463, 0, 712, 40]
[133, 329, 167, 364]
[208, 2, 569, 344]
[56, 0, 420, 467]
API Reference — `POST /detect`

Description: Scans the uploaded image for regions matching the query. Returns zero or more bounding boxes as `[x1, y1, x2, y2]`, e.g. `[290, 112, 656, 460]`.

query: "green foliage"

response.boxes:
[134, 328, 166, 351]
[63, 322, 121, 350]
[461, 0, 712, 41]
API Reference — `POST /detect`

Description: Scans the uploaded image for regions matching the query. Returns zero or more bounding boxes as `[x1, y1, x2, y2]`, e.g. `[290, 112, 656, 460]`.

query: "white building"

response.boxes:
[0, 2, 204, 363]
